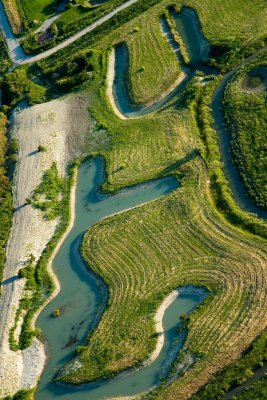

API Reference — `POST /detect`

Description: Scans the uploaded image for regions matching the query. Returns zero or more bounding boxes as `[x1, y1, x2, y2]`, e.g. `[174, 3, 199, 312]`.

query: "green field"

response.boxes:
[20, 0, 55, 24]
[184, 0, 267, 43]
[125, 15, 181, 106]
[223, 58, 267, 209]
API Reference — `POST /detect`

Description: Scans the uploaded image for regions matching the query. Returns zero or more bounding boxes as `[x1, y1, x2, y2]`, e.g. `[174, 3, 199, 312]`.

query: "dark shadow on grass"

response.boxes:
[161, 149, 200, 175]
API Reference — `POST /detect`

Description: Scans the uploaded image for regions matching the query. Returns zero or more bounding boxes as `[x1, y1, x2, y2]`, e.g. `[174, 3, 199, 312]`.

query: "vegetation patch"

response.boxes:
[1, 69, 46, 107]
[0, 31, 11, 74]
[234, 376, 267, 399]
[3, 388, 33, 400]
[40, 49, 102, 92]
[27, 162, 68, 220]
[124, 13, 181, 106]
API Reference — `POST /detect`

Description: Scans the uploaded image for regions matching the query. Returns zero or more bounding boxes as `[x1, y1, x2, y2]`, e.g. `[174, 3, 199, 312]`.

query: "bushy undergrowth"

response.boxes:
[28, 163, 68, 220]
[39, 49, 102, 92]
[234, 376, 267, 400]
[3, 388, 33, 400]
[1, 69, 46, 106]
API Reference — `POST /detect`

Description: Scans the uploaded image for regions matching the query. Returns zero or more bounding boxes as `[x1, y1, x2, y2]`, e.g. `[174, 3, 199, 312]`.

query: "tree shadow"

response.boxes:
[161, 149, 200, 175]
[1, 275, 19, 286]
[28, 150, 39, 157]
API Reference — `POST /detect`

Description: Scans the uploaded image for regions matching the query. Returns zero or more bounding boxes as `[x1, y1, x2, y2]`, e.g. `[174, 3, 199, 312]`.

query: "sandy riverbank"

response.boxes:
[106, 48, 188, 120]
[0, 94, 89, 398]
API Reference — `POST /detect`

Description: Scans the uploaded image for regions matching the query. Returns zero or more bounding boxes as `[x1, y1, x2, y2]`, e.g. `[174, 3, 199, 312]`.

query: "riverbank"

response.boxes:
[0, 94, 90, 398]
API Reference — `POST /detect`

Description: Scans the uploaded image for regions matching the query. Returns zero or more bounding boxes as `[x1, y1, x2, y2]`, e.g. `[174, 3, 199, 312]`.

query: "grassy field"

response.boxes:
[20, 0, 55, 24]
[184, 0, 267, 44]
[88, 77, 197, 189]
[125, 15, 181, 106]
[62, 153, 266, 396]
[223, 58, 267, 209]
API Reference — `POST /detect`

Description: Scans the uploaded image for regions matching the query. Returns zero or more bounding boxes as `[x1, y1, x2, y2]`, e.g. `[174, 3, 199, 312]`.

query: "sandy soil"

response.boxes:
[106, 49, 127, 120]
[0, 94, 89, 398]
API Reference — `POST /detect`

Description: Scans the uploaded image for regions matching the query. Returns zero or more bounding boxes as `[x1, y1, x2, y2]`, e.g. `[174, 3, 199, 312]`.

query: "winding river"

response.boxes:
[35, 158, 207, 399]
[34, 11, 212, 399]
[36, 7, 265, 400]
[110, 8, 210, 118]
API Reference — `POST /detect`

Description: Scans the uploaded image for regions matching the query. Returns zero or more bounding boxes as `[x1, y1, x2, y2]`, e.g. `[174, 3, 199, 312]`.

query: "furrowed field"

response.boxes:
[62, 155, 267, 399]
[125, 15, 181, 106]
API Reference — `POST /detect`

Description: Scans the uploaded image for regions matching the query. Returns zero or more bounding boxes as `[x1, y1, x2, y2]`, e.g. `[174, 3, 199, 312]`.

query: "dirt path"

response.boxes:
[0, 95, 89, 398]
[222, 361, 267, 399]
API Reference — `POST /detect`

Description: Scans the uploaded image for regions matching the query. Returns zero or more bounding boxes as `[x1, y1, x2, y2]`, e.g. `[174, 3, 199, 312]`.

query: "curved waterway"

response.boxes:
[36, 157, 207, 399]
[110, 7, 216, 119]
[111, 43, 192, 118]
[110, 7, 210, 119]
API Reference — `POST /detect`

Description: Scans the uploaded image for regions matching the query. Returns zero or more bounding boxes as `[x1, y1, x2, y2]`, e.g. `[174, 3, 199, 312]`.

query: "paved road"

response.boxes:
[0, 0, 139, 65]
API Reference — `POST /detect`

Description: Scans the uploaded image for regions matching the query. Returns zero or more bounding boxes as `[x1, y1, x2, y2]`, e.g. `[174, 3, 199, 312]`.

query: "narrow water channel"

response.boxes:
[112, 43, 192, 118]
[35, 158, 206, 399]
[171, 7, 209, 66]
[111, 7, 213, 119]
